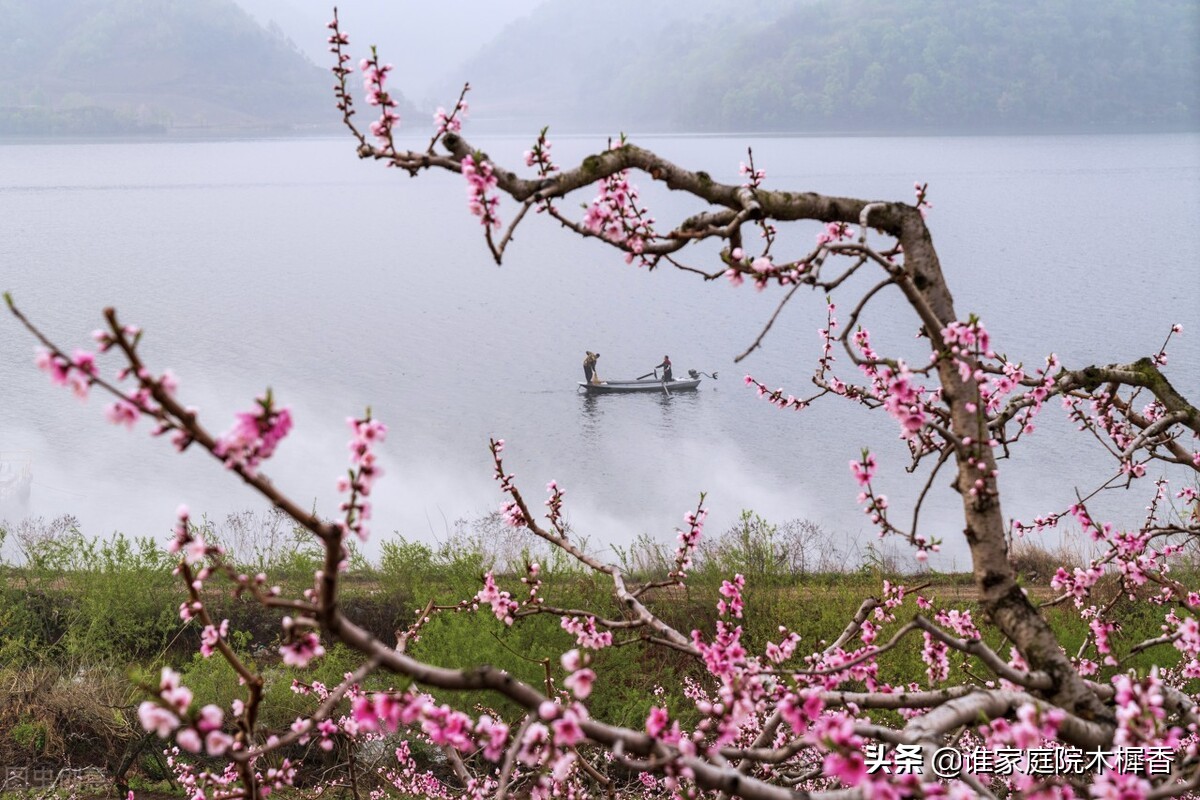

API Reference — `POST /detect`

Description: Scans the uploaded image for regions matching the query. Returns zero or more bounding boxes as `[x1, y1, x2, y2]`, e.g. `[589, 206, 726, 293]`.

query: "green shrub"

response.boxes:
[9, 718, 47, 753]
[62, 533, 183, 663]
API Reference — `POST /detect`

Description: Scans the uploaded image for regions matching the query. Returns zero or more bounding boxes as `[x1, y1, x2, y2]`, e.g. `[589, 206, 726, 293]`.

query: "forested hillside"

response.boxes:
[6, 0, 1191, 136]
[447, 0, 1199, 132]
[0, 0, 409, 135]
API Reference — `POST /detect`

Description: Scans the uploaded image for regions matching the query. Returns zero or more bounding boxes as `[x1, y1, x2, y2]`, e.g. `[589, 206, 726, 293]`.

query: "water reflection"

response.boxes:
[578, 389, 704, 442]
[578, 393, 604, 445]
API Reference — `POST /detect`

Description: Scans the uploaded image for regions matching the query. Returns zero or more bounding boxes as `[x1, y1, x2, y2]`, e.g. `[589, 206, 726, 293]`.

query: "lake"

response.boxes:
[1, 132, 1197, 570]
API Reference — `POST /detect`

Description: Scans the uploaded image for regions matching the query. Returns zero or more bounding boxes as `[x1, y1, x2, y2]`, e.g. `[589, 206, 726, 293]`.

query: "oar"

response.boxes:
[636, 371, 656, 380]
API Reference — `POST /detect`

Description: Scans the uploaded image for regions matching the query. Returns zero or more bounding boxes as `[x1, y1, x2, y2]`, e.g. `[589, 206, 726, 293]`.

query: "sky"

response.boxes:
[232, 0, 548, 107]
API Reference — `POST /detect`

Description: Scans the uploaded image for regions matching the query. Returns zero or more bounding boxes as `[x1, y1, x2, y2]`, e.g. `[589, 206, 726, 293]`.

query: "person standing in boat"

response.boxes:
[583, 351, 601, 384]
[655, 355, 673, 382]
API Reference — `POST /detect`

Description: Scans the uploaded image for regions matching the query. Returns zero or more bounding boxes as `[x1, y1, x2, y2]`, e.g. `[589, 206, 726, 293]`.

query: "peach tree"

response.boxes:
[7, 10, 1199, 800]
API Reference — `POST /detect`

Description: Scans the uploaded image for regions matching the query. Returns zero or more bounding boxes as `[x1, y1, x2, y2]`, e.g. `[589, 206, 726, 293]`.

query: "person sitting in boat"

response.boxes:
[655, 355, 673, 382]
[583, 351, 601, 384]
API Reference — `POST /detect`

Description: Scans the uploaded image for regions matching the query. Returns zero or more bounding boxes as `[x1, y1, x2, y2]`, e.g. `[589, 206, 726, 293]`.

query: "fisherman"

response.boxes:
[655, 355, 673, 382]
[583, 351, 601, 384]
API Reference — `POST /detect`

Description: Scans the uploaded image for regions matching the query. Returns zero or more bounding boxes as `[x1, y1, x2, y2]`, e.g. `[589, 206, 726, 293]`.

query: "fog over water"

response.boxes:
[1, 133, 1197, 569]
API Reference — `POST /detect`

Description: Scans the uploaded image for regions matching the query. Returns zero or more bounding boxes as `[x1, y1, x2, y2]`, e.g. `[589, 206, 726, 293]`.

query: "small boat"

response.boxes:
[578, 378, 701, 395]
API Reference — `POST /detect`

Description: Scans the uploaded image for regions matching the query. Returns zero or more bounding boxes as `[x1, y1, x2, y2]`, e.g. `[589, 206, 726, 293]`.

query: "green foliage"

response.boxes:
[0, 0, 356, 135]
[457, 0, 1199, 132]
[855, 540, 907, 582]
[0, 507, 1192, 786]
[410, 607, 563, 716]
[695, 511, 837, 584]
[199, 509, 327, 582]
[175, 642, 399, 734]
[256, 645, 383, 730]
[9, 718, 48, 754]
[611, 532, 673, 580]
[174, 650, 248, 716]
[62, 533, 182, 663]
[380, 537, 437, 583]
[377, 513, 591, 601]
[0, 588, 65, 666]
[0, 517, 183, 666]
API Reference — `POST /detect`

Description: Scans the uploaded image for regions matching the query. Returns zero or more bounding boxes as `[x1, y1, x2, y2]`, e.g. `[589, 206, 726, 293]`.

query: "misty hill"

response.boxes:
[230, 0, 546, 107]
[0, 0, 370, 135]
[445, 0, 1199, 133]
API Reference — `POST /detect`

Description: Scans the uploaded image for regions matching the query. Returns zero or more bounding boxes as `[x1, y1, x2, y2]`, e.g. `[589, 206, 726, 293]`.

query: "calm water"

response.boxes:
[1, 133, 1197, 568]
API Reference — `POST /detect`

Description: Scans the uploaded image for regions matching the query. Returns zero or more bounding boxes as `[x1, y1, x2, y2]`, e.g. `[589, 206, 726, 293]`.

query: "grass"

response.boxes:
[0, 510, 1195, 792]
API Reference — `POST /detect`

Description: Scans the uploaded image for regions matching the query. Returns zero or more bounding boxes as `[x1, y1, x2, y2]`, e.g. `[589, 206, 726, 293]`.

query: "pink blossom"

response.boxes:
[524, 128, 558, 176]
[816, 221, 854, 246]
[360, 52, 399, 146]
[280, 631, 326, 668]
[1090, 618, 1118, 665]
[646, 706, 669, 738]
[551, 713, 584, 747]
[500, 499, 527, 528]
[159, 668, 192, 714]
[138, 702, 181, 737]
[213, 396, 293, 474]
[561, 615, 612, 649]
[581, 160, 654, 265]
[339, 413, 388, 542]
[176, 728, 202, 753]
[72, 348, 97, 375]
[750, 256, 773, 274]
[183, 535, 207, 567]
[739, 160, 766, 188]
[105, 397, 140, 428]
[476, 715, 509, 761]
[462, 153, 501, 229]
[433, 103, 466, 135]
[563, 668, 595, 699]
[196, 704, 223, 733]
[824, 750, 866, 786]
[850, 452, 876, 486]
[205, 730, 233, 756]
[35, 347, 70, 385]
[200, 619, 229, 658]
[922, 632, 950, 683]
[477, 572, 519, 625]
[351, 695, 380, 732]
[717, 574, 745, 618]
[671, 505, 707, 578]
[764, 630, 801, 663]
[780, 691, 824, 733]
[517, 722, 549, 765]
[67, 371, 90, 400]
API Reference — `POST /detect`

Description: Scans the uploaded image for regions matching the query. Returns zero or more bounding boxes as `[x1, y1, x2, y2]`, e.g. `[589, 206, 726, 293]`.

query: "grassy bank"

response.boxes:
[0, 510, 1190, 794]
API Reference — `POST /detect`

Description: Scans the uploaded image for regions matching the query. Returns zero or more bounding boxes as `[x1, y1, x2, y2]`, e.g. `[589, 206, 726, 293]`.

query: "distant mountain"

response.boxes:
[229, 0, 547, 108]
[445, 0, 1200, 133]
[0, 0, 405, 135]
[437, 0, 797, 129]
